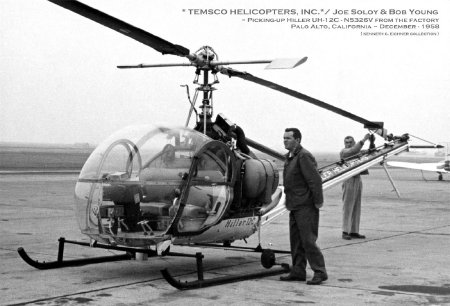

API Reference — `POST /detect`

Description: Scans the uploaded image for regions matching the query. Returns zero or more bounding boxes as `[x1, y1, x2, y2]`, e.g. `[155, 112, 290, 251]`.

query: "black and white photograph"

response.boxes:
[1, 0, 449, 305]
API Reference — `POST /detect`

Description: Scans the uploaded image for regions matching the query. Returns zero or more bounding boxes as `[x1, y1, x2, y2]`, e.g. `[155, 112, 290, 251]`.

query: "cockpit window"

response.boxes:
[78, 125, 210, 180]
[173, 141, 235, 234]
[145, 144, 194, 170]
[75, 125, 211, 238]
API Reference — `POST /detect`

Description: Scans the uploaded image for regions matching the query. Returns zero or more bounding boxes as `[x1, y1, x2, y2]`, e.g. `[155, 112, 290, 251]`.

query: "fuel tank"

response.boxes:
[242, 159, 279, 204]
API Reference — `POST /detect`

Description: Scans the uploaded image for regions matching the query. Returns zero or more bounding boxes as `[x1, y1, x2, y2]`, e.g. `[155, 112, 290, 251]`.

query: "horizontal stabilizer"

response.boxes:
[387, 161, 448, 173]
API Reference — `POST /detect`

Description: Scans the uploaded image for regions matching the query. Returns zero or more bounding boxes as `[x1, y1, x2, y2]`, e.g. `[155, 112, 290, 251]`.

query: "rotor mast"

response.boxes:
[199, 69, 213, 134]
[191, 46, 218, 135]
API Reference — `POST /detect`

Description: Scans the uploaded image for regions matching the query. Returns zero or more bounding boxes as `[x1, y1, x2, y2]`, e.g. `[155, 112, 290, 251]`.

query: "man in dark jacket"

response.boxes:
[280, 128, 328, 285]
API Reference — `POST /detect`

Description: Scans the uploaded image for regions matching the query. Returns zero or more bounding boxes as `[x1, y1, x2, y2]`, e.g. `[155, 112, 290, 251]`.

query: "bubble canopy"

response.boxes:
[74, 125, 236, 247]
[78, 125, 210, 180]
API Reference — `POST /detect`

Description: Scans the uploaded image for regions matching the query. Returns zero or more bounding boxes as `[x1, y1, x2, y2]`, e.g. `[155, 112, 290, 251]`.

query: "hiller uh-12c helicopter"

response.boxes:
[18, 0, 435, 289]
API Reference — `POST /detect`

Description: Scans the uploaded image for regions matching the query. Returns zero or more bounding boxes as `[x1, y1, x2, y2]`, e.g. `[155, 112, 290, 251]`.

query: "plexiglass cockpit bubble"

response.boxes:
[74, 125, 212, 246]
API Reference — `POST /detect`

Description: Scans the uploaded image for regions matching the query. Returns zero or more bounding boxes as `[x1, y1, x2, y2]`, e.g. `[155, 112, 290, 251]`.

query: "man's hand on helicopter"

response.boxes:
[358, 133, 371, 154]
[363, 133, 371, 142]
[363, 132, 378, 151]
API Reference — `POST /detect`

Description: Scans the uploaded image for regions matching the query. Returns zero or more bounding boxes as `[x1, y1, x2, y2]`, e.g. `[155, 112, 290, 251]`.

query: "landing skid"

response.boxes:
[18, 237, 135, 269]
[17, 237, 194, 270]
[162, 261, 289, 290]
[162, 246, 291, 290]
[17, 237, 290, 289]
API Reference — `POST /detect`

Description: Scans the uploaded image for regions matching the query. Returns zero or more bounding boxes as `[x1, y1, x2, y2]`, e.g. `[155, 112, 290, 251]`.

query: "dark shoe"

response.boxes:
[350, 233, 366, 239]
[307, 274, 328, 285]
[280, 274, 306, 281]
[342, 233, 352, 240]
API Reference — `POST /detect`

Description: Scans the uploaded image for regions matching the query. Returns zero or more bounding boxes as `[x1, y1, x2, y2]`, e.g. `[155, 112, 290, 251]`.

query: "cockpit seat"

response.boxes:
[185, 186, 212, 210]
[140, 168, 185, 181]
[169, 203, 208, 232]
[139, 168, 185, 204]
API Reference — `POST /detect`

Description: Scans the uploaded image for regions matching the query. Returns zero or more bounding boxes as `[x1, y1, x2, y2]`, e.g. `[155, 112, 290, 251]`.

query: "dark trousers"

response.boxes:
[289, 205, 327, 277]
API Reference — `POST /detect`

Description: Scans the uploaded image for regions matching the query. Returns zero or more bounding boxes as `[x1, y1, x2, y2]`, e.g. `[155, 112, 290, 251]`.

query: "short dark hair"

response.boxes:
[285, 128, 302, 142]
[344, 136, 355, 142]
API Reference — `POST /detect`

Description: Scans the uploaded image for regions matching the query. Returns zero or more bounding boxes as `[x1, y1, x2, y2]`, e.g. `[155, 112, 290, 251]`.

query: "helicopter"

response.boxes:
[18, 0, 425, 289]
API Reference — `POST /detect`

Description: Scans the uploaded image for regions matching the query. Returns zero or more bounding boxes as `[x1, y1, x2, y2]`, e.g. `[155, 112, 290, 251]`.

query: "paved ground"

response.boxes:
[1, 168, 449, 305]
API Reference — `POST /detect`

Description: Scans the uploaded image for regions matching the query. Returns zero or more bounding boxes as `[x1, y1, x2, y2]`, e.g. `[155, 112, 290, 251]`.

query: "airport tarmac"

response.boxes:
[1, 168, 450, 305]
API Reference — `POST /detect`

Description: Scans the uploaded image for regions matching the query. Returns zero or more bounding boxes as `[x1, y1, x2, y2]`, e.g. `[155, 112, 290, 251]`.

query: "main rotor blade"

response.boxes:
[48, 0, 190, 57]
[117, 63, 194, 69]
[209, 57, 307, 69]
[219, 67, 382, 128]
[246, 138, 286, 161]
[265, 57, 308, 69]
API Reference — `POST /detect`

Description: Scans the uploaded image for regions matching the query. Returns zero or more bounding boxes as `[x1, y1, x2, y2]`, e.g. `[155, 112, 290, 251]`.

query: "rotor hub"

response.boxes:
[194, 46, 218, 68]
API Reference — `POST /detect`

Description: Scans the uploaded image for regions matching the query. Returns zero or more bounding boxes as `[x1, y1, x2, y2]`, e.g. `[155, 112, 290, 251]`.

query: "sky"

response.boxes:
[1, 0, 449, 153]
